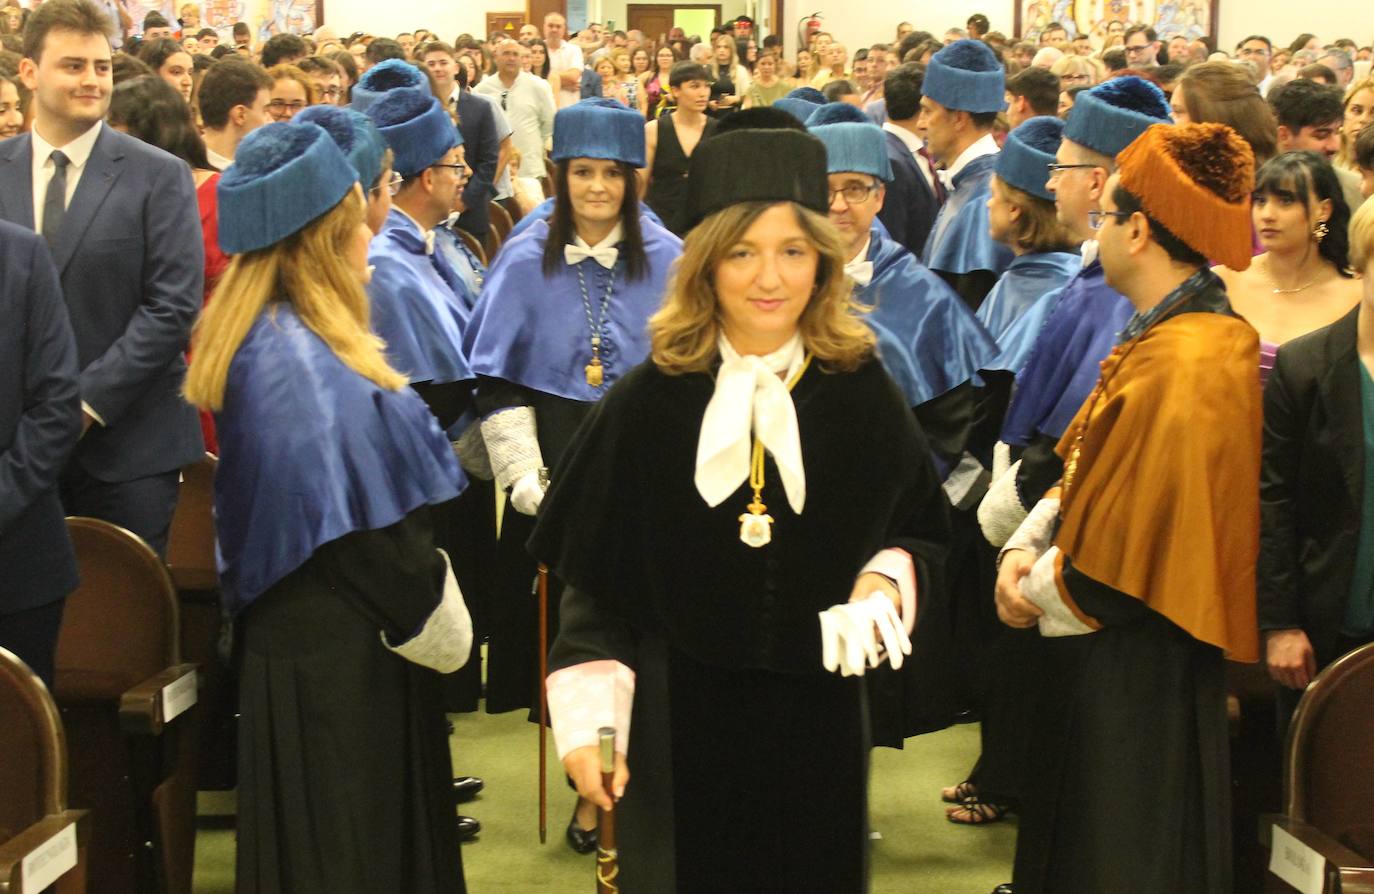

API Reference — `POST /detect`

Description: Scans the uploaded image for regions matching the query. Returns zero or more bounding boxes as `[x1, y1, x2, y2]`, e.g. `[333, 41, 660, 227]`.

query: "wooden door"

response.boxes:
[486, 12, 525, 40]
[526, 0, 564, 33]
[627, 5, 674, 45]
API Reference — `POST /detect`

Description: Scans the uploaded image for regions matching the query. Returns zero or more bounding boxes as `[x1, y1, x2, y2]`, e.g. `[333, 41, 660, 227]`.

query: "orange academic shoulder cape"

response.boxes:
[1052, 311, 1261, 663]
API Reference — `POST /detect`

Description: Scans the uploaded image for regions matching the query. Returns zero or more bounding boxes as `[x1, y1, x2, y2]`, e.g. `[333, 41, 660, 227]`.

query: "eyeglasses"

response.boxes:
[1088, 209, 1132, 230]
[266, 99, 307, 116]
[1060, 73, 1092, 84]
[431, 162, 471, 179]
[316, 86, 342, 98]
[828, 183, 879, 205]
[1124, 43, 1154, 55]
[1046, 162, 1100, 177]
[371, 171, 403, 197]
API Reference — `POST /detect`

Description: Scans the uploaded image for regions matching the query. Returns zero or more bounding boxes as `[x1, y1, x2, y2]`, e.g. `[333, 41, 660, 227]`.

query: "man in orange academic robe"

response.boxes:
[993, 122, 1263, 894]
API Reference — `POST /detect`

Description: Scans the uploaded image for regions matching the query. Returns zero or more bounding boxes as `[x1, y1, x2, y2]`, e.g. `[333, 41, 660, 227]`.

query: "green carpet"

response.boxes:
[193, 713, 1015, 892]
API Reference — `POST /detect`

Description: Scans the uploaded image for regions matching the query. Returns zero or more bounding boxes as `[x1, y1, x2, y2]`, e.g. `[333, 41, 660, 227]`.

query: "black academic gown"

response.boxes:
[532, 356, 949, 893]
[236, 510, 465, 894]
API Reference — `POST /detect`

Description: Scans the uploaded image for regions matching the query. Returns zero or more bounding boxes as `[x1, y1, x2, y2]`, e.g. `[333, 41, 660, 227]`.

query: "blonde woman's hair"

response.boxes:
[649, 201, 875, 374]
[267, 63, 316, 104]
[1338, 76, 1374, 169]
[184, 187, 406, 410]
[990, 174, 1079, 254]
[1349, 197, 1374, 271]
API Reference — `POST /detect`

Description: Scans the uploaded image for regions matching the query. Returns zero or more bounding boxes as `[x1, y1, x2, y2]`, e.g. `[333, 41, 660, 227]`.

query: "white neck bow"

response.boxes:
[694, 333, 807, 516]
[564, 223, 624, 269]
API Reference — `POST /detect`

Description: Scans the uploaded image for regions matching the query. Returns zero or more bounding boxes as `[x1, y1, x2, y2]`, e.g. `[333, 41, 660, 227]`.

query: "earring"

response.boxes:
[1313, 220, 1329, 243]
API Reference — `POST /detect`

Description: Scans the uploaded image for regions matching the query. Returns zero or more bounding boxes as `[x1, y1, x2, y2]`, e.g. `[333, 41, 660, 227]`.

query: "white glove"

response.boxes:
[819, 593, 912, 677]
[509, 470, 546, 516]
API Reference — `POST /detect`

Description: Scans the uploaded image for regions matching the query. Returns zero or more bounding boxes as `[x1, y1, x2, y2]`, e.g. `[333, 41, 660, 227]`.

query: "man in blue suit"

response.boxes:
[1, 0, 204, 556]
[0, 220, 82, 686]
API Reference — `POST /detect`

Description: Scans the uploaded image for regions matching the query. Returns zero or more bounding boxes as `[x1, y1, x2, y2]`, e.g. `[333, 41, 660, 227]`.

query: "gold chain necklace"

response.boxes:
[738, 353, 813, 549]
[1263, 255, 1320, 295]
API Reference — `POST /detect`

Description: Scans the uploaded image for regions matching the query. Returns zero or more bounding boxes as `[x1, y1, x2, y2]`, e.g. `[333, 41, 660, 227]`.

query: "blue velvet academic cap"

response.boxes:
[997, 116, 1065, 200]
[551, 98, 647, 167]
[786, 85, 827, 105]
[809, 121, 893, 182]
[350, 58, 426, 113]
[773, 96, 822, 124]
[1063, 76, 1172, 159]
[218, 122, 359, 254]
[293, 105, 388, 192]
[367, 88, 462, 177]
[923, 39, 1007, 113]
[805, 101, 870, 127]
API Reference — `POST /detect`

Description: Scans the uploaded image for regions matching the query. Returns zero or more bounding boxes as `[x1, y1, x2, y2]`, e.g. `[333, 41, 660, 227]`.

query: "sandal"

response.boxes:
[941, 780, 977, 804]
[946, 797, 1008, 825]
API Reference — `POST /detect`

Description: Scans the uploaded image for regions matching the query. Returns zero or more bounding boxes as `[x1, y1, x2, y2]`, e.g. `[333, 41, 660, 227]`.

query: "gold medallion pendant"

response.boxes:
[739, 496, 774, 548]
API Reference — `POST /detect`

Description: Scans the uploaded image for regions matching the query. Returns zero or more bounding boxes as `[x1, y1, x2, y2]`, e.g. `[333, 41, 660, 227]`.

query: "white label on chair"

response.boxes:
[21, 821, 77, 890]
[161, 668, 199, 722]
[1270, 824, 1326, 894]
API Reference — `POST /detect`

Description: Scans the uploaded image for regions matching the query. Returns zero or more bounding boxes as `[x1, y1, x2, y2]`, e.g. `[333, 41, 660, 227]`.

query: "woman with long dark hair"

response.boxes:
[1219, 151, 1361, 382]
[462, 98, 682, 853]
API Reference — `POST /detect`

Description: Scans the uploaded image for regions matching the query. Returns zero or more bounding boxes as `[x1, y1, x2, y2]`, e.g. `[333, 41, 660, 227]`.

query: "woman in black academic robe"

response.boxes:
[531, 128, 949, 893]
[184, 123, 472, 894]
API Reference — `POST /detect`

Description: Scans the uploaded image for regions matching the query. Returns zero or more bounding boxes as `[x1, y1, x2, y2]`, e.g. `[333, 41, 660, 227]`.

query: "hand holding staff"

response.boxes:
[596, 728, 620, 894]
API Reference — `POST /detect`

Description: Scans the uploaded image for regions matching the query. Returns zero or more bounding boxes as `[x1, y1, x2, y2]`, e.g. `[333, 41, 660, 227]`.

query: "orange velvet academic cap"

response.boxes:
[1115, 122, 1256, 271]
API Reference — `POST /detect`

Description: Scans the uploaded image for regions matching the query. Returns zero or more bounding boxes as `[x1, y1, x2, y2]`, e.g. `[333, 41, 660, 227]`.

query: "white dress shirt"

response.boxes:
[206, 146, 234, 172]
[942, 132, 999, 186]
[881, 120, 939, 196]
[546, 40, 585, 108]
[31, 120, 103, 235]
[474, 72, 557, 180]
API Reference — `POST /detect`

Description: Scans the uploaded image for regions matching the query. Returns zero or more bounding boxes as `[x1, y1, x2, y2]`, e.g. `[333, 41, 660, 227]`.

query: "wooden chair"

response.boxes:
[498, 195, 524, 224]
[481, 224, 503, 265]
[489, 199, 514, 243]
[0, 647, 90, 894]
[456, 228, 487, 266]
[166, 454, 236, 792]
[55, 518, 200, 894]
[1260, 641, 1374, 892]
[542, 156, 556, 197]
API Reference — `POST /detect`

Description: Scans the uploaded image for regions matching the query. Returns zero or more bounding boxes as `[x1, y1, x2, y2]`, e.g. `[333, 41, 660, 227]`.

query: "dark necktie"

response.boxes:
[42, 150, 70, 249]
[917, 146, 947, 204]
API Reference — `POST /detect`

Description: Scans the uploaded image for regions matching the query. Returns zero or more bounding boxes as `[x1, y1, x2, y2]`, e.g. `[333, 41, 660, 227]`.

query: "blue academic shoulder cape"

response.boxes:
[999, 259, 1135, 446]
[507, 197, 667, 241]
[464, 217, 683, 403]
[977, 250, 1080, 375]
[859, 228, 998, 407]
[367, 210, 474, 388]
[433, 224, 485, 311]
[214, 306, 464, 615]
[921, 153, 1014, 276]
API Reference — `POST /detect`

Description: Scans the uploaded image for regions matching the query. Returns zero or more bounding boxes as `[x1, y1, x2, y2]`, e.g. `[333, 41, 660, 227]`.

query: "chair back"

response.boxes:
[165, 454, 218, 593]
[456, 228, 487, 266]
[1284, 641, 1374, 856]
[0, 648, 66, 841]
[489, 199, 514, 241]
[55, 519, 179, 700]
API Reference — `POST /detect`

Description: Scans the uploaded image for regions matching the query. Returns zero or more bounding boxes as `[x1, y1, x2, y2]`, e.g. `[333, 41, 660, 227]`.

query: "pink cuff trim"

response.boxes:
[861, 548, 918, 634]
[546, 660, 636, 760]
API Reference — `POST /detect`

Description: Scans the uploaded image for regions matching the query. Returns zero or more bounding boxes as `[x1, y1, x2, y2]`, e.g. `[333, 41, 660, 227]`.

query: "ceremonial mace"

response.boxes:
[596, 727, 620, 893]
[537, 466, 551, 844]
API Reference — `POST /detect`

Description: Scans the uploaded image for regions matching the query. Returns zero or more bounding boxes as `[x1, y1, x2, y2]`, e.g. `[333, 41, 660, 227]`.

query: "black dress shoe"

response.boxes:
[565, 809, 598, 854]
[991, 884, 1015, 893]
[452, 776, 484, 803]
[457, 815, 481, 842]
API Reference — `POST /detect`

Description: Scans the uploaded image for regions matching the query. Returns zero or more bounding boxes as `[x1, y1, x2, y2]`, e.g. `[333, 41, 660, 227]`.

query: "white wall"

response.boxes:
[315, 0, 1372, 58]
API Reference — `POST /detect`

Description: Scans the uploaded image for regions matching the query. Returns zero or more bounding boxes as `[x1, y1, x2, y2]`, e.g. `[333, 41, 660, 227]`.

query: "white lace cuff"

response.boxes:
[480, 406, 544, 491]
[1000, 496, 1060, 565]
[979, 459, 1030, 548]
[1021, 547, 1099, 637]
[381, 549, 473, 672]
[547, 659, 636, 760]
[860, 547, 918, 634]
